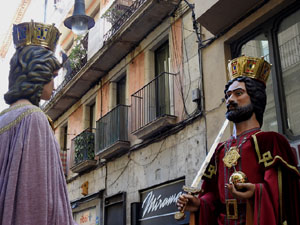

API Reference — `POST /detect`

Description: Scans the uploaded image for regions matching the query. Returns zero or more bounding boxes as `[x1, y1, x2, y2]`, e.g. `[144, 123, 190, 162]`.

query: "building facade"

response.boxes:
[194, 0, 300, 167]
[42, 0, 300, 225]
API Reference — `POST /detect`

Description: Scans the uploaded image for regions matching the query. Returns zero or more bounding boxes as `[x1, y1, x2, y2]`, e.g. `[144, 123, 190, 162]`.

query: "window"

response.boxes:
[72, 198, 102, 225]
[104, 193, 126, 225]
[117, 75, 126, 105]
[84, 100, 96, 131]
[95, 74, 130, 157]
[231, 2, 300, 140]
[277, 10, 300, 137]
[155, 41, 169, 75]
[89, 102, 96, 129]
[240, 34, 277, 133]
[155, 41, 170, 117]
[59, 124, 68, 176]
[62, 124, 68, 151]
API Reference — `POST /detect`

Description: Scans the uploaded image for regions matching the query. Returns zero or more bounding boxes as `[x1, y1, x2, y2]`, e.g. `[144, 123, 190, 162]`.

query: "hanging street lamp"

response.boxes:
[64, 0, 95, 36]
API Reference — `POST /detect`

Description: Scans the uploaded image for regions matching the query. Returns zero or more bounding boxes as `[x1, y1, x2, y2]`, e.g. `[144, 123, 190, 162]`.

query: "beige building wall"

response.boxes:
[61, 5, 207, 224]
[196, 0, 298, 148]
[50, 0, 300, 224]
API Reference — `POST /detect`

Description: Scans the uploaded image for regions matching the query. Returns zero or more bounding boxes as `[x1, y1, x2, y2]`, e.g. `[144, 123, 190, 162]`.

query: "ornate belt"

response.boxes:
[221, 199, 246, 220]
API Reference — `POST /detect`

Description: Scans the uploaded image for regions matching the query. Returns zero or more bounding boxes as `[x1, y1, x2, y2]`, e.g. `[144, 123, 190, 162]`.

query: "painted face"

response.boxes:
[225, 81, 254, 123]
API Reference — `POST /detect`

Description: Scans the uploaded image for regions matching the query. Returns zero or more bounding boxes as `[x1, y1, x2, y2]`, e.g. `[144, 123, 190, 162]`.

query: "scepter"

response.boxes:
[174, 119, 229, 222]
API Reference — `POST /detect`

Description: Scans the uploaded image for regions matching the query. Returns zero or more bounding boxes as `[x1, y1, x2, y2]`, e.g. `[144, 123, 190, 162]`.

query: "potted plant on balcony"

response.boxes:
[74, 130, 95, 165]
[68, 36, 87, 73]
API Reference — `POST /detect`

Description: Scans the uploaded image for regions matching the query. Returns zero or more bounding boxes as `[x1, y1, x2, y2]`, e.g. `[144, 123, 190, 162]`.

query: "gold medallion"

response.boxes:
[223, 146, 240, 168]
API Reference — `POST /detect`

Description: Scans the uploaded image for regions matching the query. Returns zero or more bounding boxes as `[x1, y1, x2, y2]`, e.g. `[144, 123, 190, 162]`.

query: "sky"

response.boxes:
[0, 0, 72, 112]
[0, 0, 52, 111]
[0, 0, 22, 111]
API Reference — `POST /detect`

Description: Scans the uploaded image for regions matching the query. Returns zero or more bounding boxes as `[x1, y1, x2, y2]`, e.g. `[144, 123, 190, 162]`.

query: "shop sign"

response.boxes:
[74, 207, 97, 225]
[139, 179, 189, 225]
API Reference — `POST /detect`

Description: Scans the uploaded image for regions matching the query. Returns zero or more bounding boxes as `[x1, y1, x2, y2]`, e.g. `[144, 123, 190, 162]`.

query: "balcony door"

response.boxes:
[89, 102, 96, 130]
[155, 41, 170, 118]
[116, 75, 127, 141]
[117, 75, 126, 105]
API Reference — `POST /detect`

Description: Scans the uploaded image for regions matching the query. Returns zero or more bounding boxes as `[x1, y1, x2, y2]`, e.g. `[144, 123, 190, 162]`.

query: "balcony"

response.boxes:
[195, 0, 268, 35]
[95, 105, 130, 159]
[70, 129, 97, 173]
[131, 72, 177, 140]
[42, 35, 88, 115]
[43, 0, 181, 121]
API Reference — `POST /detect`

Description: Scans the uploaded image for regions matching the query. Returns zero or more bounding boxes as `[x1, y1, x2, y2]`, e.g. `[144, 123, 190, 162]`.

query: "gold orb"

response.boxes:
[229, 171, 248, 190]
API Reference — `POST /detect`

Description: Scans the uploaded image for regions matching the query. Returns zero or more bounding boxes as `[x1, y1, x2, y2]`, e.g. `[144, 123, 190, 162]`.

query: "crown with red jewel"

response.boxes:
[13, 20, 61, 52]
[228, 56, 272, 84]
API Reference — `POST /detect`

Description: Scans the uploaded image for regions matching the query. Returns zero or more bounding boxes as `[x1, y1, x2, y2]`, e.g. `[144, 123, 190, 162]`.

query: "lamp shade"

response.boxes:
[64, 0, 95, 35]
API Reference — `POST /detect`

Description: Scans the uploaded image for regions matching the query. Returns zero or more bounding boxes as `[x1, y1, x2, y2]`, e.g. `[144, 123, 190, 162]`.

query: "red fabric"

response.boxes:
[198, 130, 300, 225]
[254, 132, 300, 225]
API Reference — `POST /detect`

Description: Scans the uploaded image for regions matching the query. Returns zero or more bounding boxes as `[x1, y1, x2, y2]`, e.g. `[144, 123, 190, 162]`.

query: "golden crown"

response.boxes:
[13, 20, 61, 52]
[228, 56, 272, 84]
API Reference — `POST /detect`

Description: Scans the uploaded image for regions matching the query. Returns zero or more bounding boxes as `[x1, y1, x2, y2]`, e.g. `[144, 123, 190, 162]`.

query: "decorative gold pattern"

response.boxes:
[182, 186, 202, 194]
[13, 20, 60, 51]
[229, 171, 248, 188]
[226, 199, 238, 219]
[260, 151, 273, 166]
[252, 134, 300, 175]
[203, 165, 217, 179]
[223, 146, 240, 168]
[0, 104, 32, 117]
[0, 107, 42, 135]
[46, 115, 55, 131]
[174, 211, 185, 220]
[228, 56, 271, 84]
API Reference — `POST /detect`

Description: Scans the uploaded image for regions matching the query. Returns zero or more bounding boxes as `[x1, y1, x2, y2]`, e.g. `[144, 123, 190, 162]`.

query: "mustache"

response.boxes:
[226, 102, 238, 110]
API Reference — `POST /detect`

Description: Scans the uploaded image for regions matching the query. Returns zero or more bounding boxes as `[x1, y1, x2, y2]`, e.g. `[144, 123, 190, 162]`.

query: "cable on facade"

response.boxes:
[179, 0, 210, 154]
[108, 158, 131, 187]
[108, 138, 167, 187]
[104, 162, 108, 192]
[170, 19, 191, 119]
[181, 20, 193, 118]
[129, 138, 166, 167]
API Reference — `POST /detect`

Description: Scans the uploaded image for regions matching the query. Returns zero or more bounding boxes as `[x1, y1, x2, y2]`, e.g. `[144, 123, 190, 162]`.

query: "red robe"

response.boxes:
[198, 129, 300, 225]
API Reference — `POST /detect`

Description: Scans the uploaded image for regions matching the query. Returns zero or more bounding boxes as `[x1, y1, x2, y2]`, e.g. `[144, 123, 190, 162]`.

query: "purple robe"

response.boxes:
[0, 104, 74, 225]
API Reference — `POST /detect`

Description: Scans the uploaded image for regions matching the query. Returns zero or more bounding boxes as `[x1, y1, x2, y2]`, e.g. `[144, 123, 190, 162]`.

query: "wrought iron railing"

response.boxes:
[95, 105, 129, 154]
[279, 34, 300, 71]
[131, 72, 176, 133]
[103, 0, 147, 42]
[71, 128, 95, 166]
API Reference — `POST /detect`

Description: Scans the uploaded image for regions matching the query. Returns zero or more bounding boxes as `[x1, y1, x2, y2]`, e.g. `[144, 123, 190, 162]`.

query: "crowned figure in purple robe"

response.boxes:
[0, 21, 76, 225]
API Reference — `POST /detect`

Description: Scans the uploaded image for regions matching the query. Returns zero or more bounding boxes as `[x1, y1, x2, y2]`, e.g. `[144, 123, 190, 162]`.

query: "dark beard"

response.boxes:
[226, 102, 254, 123]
